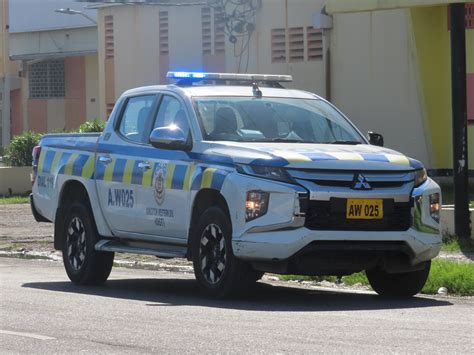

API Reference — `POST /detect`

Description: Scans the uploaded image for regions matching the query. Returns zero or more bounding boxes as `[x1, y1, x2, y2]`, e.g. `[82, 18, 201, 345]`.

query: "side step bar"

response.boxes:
[95, 239, 187, 259]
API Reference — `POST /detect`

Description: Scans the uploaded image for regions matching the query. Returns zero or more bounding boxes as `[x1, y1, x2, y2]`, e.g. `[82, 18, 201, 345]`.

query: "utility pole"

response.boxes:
[449, 3, 470, 238]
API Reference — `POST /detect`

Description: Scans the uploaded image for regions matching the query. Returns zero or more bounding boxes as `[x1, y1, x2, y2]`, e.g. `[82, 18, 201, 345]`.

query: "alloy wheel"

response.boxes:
[199, 223, 226, 284]
[66, 216, 87, 271]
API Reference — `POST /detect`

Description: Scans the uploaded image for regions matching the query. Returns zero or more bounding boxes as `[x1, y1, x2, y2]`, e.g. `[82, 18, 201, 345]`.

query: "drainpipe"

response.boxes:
[314, 6, 333, 100]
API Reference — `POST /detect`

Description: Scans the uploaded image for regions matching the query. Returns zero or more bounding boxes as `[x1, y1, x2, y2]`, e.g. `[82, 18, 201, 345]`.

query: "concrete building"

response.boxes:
[0, 0, 100, 147]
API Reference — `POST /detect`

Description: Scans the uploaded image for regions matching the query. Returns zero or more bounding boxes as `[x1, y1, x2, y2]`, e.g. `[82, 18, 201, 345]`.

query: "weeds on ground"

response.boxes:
[0, 196, 30, 204]
[422, 260, 474, 296]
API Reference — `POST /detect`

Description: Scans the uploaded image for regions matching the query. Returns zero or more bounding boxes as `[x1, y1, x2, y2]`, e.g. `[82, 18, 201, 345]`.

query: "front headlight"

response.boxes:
[414, 168, 427, 187]
[236, 164, 294, 183]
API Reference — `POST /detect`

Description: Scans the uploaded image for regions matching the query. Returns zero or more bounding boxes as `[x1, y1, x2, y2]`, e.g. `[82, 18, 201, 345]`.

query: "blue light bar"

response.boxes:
[166, 71, 293, 82]
[167, 72, 207, 79]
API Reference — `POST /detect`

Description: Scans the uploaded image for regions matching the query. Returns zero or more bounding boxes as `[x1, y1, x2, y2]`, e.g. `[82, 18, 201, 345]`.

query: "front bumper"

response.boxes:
[231, 178, 442, 270]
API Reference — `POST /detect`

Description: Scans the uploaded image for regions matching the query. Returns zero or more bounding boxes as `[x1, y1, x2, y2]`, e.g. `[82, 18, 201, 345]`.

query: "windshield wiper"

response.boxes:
[325, 140, 362, 145]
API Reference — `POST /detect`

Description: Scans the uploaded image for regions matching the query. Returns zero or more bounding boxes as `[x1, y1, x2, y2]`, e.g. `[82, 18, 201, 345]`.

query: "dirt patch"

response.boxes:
[0, 203, 192, 270]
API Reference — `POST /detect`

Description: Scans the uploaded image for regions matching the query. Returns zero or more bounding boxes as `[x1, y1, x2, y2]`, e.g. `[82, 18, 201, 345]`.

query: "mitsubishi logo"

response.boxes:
[352, 173, 372, 190]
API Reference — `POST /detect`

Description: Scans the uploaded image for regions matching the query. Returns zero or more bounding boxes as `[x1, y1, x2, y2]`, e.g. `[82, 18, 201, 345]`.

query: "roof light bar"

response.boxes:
[166, 71, 293, 82]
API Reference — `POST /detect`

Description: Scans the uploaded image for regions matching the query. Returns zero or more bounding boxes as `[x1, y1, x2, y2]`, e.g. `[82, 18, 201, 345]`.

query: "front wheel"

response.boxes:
[366, 261, 431, 297]
[62, 202, 114, 285]
[191, 206, 257, 298]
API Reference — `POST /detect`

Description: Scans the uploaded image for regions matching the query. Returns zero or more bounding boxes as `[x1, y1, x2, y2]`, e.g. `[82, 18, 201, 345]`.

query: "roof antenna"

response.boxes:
[252, 82, 262, 98]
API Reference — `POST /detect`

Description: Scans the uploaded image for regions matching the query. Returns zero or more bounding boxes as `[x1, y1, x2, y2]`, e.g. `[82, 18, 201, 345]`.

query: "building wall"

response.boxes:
[97, 1, 328, 120]
[11, 54, 100, 134]
[95, 2, 471, 171]
[410, 5, 474, 170]
[330, 9, 431, 166]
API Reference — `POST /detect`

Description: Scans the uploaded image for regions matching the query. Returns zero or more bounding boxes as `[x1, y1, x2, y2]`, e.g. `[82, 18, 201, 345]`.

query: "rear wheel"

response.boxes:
[62, 202, 114, 285]
[191, 206, 257, 298]
[366, 261, 431, 297]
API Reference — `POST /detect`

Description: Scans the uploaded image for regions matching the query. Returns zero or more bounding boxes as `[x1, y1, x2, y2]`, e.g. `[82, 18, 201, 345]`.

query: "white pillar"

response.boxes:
[1, 75, 10, 147]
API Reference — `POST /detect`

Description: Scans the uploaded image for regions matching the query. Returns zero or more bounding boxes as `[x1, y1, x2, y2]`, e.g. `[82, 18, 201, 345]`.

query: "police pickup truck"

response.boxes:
[31, 72, 442, 297]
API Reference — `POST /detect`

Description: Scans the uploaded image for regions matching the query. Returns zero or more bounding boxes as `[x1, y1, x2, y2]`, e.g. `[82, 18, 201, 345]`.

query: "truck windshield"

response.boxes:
[193, 96, 364, 144]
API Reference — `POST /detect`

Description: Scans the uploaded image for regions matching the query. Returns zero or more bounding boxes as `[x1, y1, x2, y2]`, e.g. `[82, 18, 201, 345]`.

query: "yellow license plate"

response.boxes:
[346, 199, 383, 219]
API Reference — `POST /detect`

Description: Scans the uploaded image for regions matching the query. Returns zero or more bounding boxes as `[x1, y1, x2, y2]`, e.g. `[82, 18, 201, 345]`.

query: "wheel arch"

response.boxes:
[54, 179, 95, 250]
[188, 188, 231, 259]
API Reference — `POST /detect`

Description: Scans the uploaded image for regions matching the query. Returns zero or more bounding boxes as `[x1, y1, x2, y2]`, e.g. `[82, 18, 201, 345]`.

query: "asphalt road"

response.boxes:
[1, 257, 473, 354]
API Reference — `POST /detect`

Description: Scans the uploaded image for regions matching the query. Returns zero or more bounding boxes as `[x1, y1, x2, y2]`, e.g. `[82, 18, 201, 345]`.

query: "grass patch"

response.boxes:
[278, 260, 474, 296]
[422, 260, 474, 296]
[342, 272, 369, 286]
[0, 196, 30, 204]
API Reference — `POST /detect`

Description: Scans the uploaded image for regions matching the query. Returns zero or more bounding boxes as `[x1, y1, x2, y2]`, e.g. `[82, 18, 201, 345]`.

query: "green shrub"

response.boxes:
[78, 119, 106, 133]
[3, 131, 42, 167]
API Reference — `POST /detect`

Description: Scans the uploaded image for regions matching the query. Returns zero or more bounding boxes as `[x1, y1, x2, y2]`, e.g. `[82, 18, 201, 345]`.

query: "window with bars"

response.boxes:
[271, 28, 286, 63]
[159, 11, 169, 55]
[29, 60, 65, 99]
[104, 15, 114, 59]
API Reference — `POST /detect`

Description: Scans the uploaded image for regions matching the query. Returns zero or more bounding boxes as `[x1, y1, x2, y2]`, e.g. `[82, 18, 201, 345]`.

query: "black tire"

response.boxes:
[191, 206, 257, 298]
[62, 201, 114, 285]
[366, 261, 431, 297]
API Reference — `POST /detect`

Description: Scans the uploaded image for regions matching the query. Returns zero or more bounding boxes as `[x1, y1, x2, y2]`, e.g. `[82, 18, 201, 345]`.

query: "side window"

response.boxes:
[118, 95, 156, 143]
[154, 95, 190, 134]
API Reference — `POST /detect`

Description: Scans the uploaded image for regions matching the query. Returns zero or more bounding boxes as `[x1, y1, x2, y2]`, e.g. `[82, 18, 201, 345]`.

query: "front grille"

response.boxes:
[304, 198, 411, 231]
[311, 180, 405, 189]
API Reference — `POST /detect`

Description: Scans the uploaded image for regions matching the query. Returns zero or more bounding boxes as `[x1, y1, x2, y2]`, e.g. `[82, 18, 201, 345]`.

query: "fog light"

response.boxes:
[245, 191, 269, 221]
[429, 193, 440, 223]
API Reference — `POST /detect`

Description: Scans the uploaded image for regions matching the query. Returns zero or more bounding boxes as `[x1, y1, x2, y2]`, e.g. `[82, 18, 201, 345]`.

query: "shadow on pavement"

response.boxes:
[23, 277, 453, 312]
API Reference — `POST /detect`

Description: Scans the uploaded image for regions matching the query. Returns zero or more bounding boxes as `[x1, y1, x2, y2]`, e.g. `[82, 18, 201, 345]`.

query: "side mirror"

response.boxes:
[149, 126, 192, 151]
[368, 131, 384, 147]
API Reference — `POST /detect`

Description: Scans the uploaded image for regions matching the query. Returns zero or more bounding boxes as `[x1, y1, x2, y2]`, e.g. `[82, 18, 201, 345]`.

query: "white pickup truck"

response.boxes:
[31, 72, 442, 297]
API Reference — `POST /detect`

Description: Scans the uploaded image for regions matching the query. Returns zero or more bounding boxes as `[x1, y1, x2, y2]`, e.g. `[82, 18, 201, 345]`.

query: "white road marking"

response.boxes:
[0, 330, 55, 340]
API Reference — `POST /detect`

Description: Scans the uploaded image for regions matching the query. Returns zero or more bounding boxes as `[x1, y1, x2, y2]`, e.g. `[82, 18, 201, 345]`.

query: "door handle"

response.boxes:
[138, 162, 151, 170]
[99, 156, 112, 165]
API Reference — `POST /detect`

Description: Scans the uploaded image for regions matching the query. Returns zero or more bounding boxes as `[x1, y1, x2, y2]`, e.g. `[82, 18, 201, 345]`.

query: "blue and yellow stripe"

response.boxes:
[38, 149, 230, 192]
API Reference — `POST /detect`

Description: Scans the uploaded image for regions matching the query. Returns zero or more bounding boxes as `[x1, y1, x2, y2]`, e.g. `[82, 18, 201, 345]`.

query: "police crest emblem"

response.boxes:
[153, 168, 165, 205]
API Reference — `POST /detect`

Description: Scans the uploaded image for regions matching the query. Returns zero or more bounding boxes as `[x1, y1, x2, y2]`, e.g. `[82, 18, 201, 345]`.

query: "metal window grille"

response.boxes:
[159, 11, 169, 55]
[105, 15, 114, 59]
[271, 28, 286, 63]
[307, 27, 323, 61]
[29, 60, 65, 99]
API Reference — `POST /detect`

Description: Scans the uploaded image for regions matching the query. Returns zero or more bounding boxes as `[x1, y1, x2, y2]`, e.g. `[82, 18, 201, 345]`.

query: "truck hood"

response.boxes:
[201, 142, 423, 171]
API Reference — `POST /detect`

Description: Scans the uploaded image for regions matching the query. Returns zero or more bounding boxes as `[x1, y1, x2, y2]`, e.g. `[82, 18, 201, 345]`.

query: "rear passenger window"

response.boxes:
[118, 95, 156, 143]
